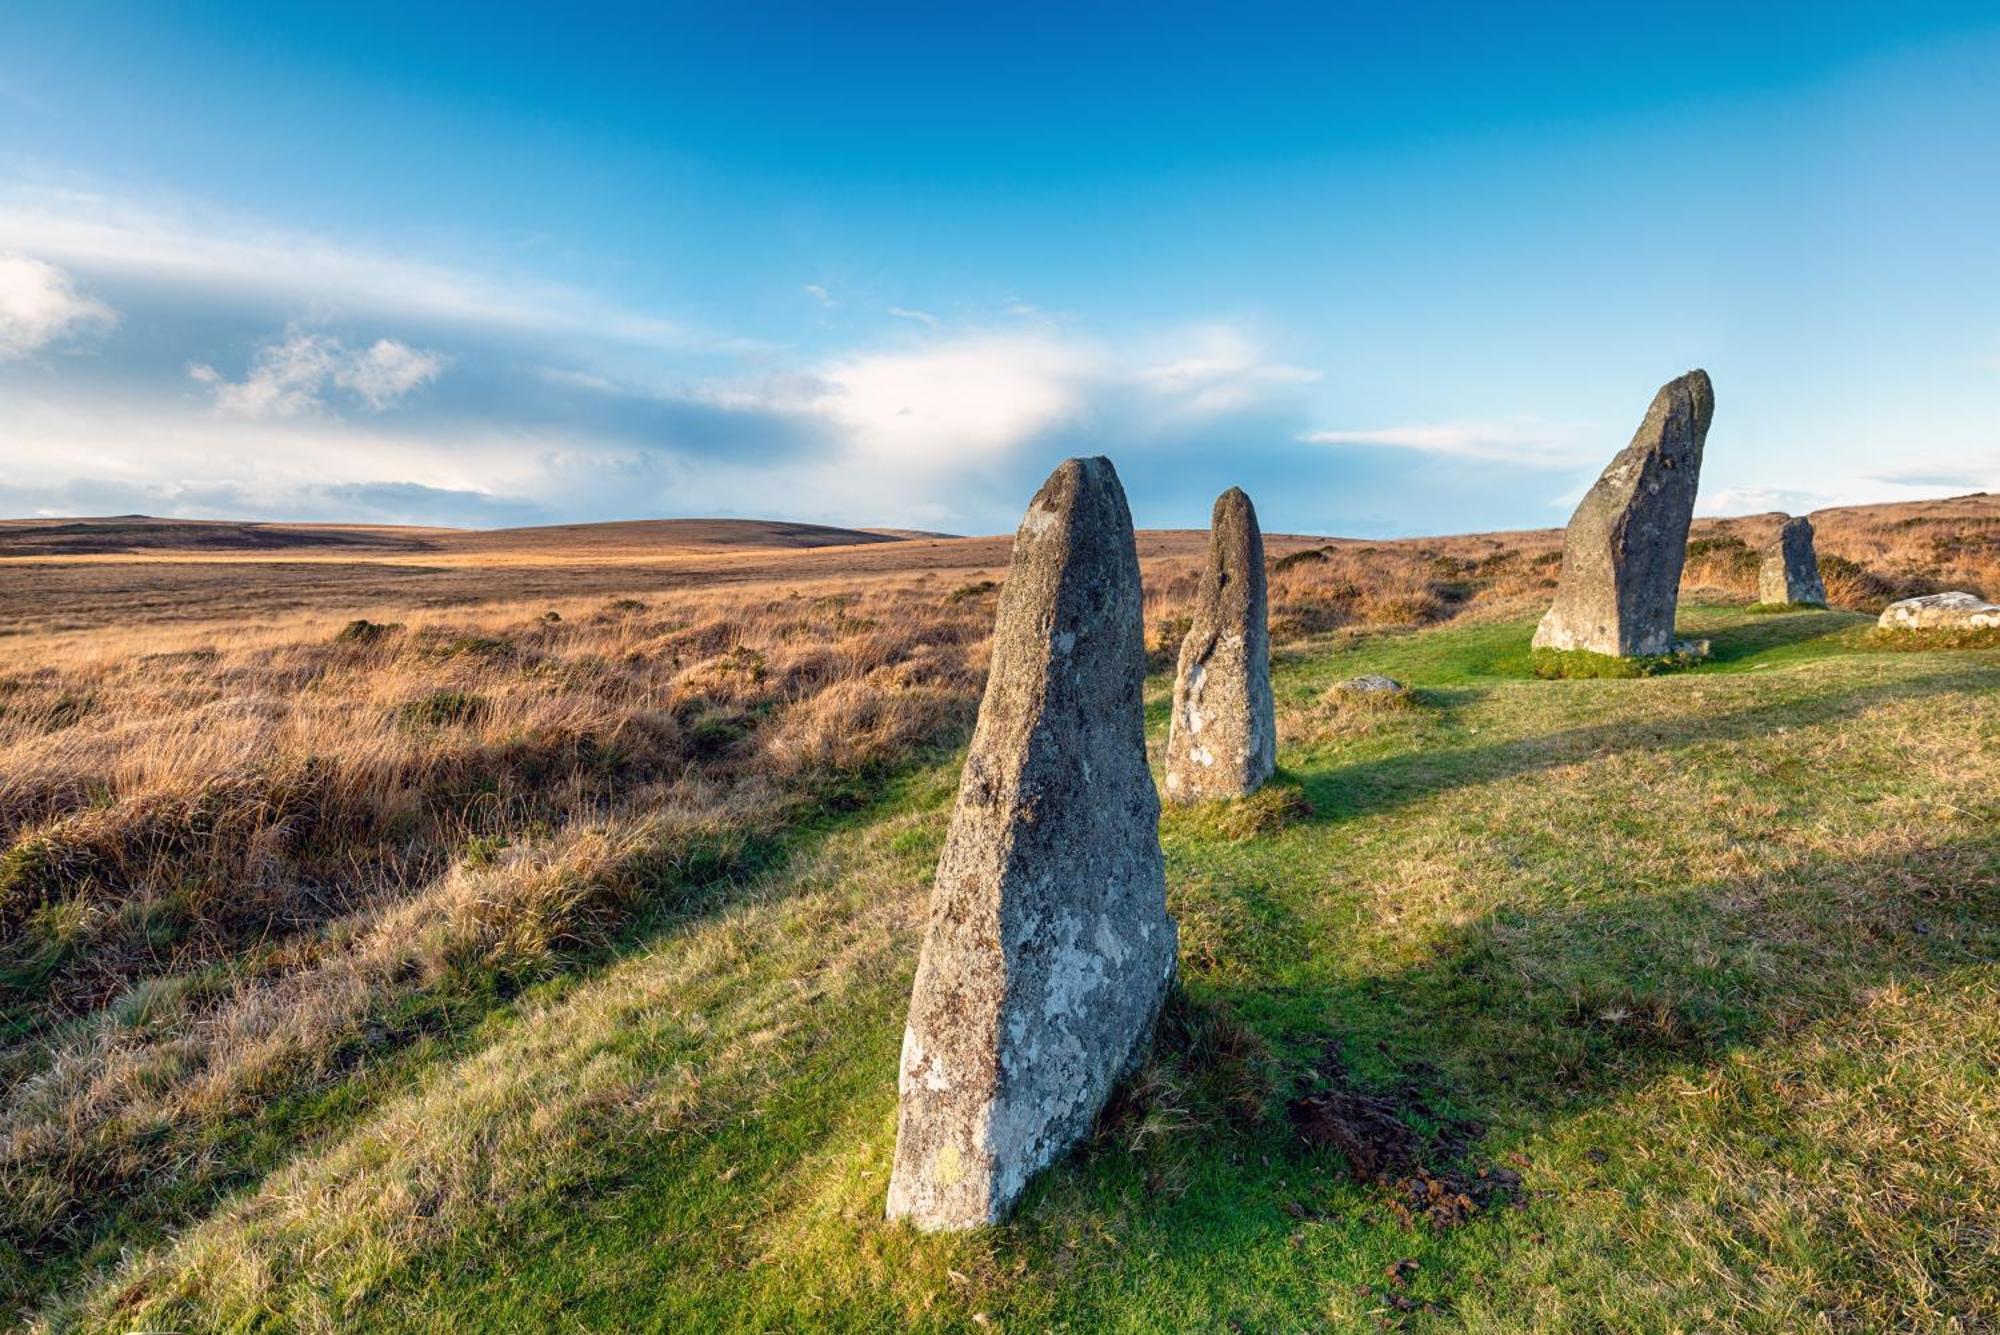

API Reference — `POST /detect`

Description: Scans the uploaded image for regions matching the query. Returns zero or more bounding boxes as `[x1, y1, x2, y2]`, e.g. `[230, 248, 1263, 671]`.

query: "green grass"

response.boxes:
[1528, 646, 1702, 678]
[36, 606, 2000, 1332]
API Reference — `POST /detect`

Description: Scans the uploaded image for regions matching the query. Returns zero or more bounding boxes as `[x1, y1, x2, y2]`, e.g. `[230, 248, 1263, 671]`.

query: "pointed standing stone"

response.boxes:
[1758, 515, 1827, 606]
[1533, 370, 1714, 657]
[1165, 487, 1275, 803]
[886, 456, 1177, 1231]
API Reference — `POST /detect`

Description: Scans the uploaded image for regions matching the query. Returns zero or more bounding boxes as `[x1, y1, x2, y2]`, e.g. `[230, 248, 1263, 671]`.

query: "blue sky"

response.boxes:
[1, 1, 1996, 535]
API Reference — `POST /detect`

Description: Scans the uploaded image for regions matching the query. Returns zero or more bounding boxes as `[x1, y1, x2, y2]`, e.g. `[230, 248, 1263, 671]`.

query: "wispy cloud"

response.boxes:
[886, 305, 942, 328]
[803, 283, 834, 307]
[1695, 485, 1833, 517]
[1299, 418, 1589, 466]
[1863, 462, 1998, 492]
[0, 251, 116, 358]
[1133, 325, 1319, 415]
[189, 330, 447, 418]
[0, 183, 750, 353]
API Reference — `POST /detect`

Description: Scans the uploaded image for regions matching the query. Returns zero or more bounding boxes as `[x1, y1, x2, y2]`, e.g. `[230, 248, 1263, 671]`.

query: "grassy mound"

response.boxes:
[1868, 624, 2000, 652]
[1528, 645, 1706, 679]
[19, 605, 2000, 1331]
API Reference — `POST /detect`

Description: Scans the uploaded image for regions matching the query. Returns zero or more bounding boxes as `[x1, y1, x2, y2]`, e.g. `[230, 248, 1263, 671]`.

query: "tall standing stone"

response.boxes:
[1165, 487, 1275, 803]
[1533, 370, 1714, 657]
[1758, 515, 1827, 606]
[887, 456, 1177, 1231]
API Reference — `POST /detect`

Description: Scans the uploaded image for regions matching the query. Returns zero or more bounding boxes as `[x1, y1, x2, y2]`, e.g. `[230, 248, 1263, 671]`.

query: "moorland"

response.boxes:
[1, 493, 1994, 1331]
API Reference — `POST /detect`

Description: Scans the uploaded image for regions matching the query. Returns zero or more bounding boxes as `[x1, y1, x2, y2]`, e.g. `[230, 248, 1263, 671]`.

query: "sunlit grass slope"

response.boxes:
[41, 607, 2000, 1332]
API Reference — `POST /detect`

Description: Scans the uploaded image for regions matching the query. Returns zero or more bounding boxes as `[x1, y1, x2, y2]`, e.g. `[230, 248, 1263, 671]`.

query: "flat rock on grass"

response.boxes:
[1336, 674, 1407, 696]
[886, 456, 1177, 1231]
[1878, 591, 2000, 631]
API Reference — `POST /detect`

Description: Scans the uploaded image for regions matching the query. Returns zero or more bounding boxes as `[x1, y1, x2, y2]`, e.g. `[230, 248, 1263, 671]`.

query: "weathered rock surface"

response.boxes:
[1877, 591, 2000, 631]
[1337, 674, 1406, 695]
[1533, 370, 1714, 657]
[1164, 487, 1275, 803]
[886, 456, 1177, 1232]
[1758, 515, 1827, 605]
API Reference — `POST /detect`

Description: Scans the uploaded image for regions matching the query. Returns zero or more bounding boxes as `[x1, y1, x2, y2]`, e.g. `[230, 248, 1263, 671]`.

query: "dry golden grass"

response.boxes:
[1, 490, 1993, 1320]
[0, 577, 994, 1293]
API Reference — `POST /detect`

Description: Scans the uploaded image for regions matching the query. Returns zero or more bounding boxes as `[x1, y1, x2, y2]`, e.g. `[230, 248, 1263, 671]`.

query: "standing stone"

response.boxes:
[1165, 487, 1275, 803]
[1533, 370, 1714, 657]
[1758, 515, 1828, 606]
[887, 456, 1177, 1231]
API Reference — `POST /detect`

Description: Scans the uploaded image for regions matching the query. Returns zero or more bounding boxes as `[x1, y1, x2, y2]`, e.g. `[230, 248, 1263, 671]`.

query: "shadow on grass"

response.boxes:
[1696, 607, 1870, 664]
[1297, 666, 1981, 826]
[165, 808, 1998, 1329]
[1015, 833, 1999, 1313]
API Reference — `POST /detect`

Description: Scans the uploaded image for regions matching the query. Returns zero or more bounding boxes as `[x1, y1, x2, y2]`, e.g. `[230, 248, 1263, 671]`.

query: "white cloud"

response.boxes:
[191, 330, 447, 418]
[803, 283, 834, 307]
[338, 338, 449, 409]
[810, 332, 1102, 463]
[1133, 325, 1320, 415]
[0, 251, 115, 358]
[1300, 418, 1589, 465]
[534, 364, 621, 394]
[1694, 485, 1833, 517]
[887, 305, 942, 328]
[0, 184, 748, 353]
[1696, 462, 2000, 518]
[699, 323, 1321, 482]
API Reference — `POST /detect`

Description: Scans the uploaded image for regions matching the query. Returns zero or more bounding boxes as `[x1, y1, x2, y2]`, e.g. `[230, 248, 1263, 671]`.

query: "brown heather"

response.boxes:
[0, 577, 991, 1282]
[0, 492, 1992, 1308]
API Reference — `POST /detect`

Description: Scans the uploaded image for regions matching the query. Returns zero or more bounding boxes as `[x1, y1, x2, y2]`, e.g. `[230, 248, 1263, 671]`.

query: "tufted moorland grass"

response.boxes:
[36, 603, 1997, 1333]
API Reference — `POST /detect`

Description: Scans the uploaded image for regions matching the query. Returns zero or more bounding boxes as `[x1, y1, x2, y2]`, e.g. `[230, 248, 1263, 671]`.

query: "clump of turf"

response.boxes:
[1272, 546, 1332, 573]
[334, 619, 400, 644]
[1162, 777, 1314, 842]
[1093, 988, 1275, 1192]
[1865, 625, 2000, 651]
[1530, 642, 1709, 679]
[419, 634, 515, 661]
[945, 579, 999, 604]
[396, 689, 489, 729]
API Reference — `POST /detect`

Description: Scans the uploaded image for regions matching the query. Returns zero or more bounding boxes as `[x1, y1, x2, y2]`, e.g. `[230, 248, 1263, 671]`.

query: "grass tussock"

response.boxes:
[1162, 778, 1316, 843]
[1530, 644, 1709, 679]
[1866, 624, 2000, 652]
[1095, 988, 1276, 1193]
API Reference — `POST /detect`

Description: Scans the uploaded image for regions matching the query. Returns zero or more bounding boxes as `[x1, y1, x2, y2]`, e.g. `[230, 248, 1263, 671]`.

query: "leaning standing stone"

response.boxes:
[1758, 515, 1828, 605]
[1533, 370, 1714, 657]
[886, 456, 1177, 1231]
[1165, 487, 1275, 802]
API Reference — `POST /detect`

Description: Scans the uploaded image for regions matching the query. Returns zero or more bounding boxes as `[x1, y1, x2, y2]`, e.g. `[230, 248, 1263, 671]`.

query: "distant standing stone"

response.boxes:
[1533, 370, 1714, 657]
[1877, 591, 2000, 631]
[1165, 487, 1276, 803]
[1758, 515, 1827, 606]
[886, 456, 1177, 1232]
